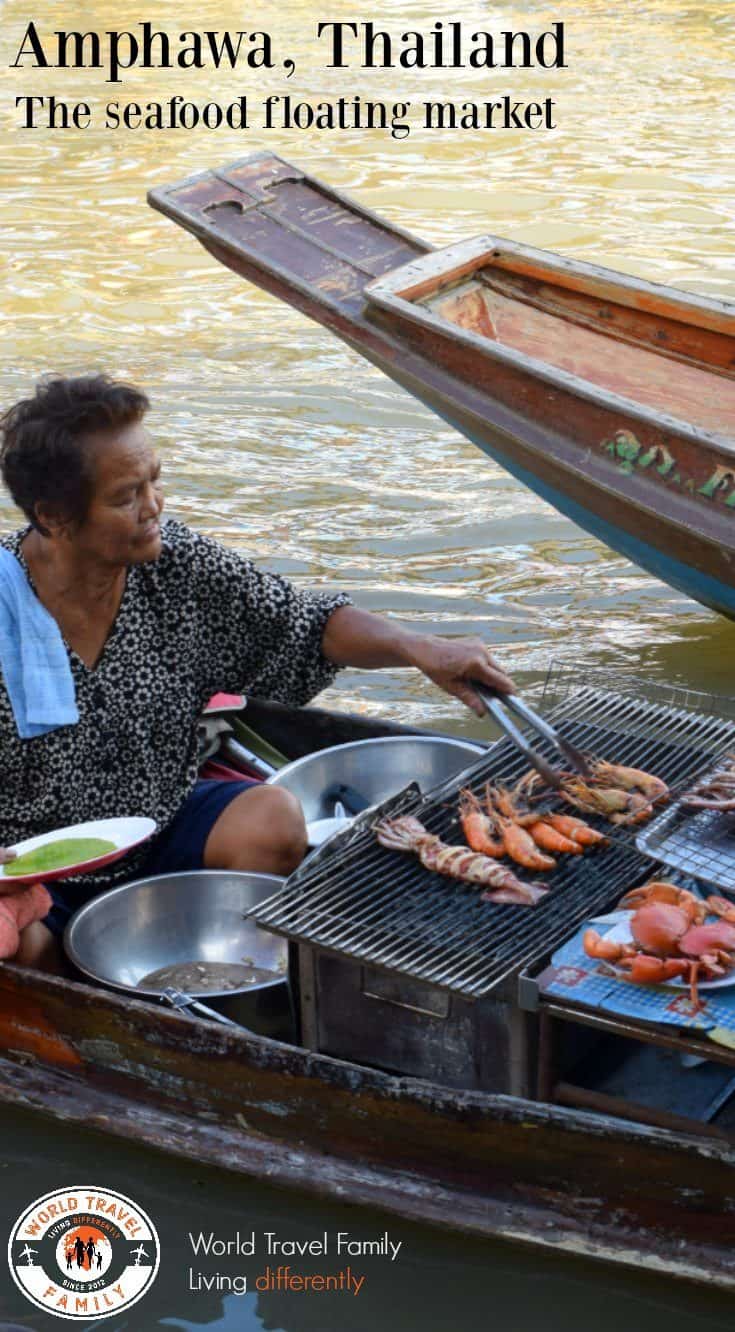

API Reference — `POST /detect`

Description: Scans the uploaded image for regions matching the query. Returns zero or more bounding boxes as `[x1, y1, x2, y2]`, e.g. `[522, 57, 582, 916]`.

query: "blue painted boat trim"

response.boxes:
[435, 406, 735, 620]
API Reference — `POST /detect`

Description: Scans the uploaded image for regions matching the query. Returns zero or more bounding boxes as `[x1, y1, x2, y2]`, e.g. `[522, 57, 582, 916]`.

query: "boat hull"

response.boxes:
[149, 153, 735, 619]
[369, 355, 735, 619]
[2, 963, 735, 1290]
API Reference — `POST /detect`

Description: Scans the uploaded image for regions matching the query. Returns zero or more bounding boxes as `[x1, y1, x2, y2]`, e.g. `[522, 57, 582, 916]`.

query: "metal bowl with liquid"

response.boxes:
[64, 870, 293, 1037]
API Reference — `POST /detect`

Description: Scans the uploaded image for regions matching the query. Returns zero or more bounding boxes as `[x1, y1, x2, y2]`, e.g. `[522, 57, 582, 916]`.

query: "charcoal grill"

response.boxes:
[255, 673, 735, 1094]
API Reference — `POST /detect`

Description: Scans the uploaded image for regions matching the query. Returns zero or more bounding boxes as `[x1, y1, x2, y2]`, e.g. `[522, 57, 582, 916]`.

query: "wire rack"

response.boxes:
[541, 660, 735, 721]
[636, 754, 735, 893]
[255, 781, 656, 998]
[541, 663, 735, 890]
[430, 678, 735, 833]
[254, 676, 735, 997]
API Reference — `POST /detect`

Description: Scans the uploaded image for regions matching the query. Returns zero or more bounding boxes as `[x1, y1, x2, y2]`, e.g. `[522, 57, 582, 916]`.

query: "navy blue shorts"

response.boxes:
[43, 777, 259, 938]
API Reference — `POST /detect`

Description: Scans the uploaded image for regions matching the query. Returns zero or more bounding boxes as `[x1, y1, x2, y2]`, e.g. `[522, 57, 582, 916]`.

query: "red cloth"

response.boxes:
[0, 883, 52, 959]
[204, 693, 245, 714]
[199, 759, 264, 783]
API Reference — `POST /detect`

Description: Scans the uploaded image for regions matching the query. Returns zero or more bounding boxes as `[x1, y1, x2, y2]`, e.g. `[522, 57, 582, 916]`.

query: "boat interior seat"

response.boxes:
[549, 1020, 735, 1133]
[423, 274, 735, 438]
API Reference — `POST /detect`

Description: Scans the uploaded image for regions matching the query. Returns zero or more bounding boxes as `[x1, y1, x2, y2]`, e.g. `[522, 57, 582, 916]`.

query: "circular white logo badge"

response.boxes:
[8, 1186, 159, 1320]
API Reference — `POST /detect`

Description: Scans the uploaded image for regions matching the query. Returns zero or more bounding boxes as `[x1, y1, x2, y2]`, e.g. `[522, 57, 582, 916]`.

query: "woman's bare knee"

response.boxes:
[12, 920, 65, 974]
[204, 784, 308, 875]
[259, 787, 308, 872]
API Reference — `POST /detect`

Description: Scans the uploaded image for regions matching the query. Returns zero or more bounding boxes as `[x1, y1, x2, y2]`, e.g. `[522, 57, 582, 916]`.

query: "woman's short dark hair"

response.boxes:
[0, 374, 150, 534]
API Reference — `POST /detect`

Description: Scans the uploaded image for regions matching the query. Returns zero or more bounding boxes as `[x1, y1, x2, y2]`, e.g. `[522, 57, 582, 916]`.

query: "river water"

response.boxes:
[2, 1102, 735, 1331]
[2, 0, 735, 1325]
[4, 0, 735, 730]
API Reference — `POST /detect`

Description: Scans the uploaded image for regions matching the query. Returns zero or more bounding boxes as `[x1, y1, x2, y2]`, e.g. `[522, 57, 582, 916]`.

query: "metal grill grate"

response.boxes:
[541, 660, 735, 722]
[254, 685, 735, 998]
[637, 804, 735, 892]
[636, 752, 735, 893]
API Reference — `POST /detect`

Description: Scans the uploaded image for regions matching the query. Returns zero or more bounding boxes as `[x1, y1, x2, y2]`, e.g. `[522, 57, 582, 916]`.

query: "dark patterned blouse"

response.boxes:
[0, 518, 350, 890]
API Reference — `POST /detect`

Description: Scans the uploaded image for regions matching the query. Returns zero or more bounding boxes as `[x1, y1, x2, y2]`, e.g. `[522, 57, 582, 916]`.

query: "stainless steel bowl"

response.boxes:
[64, 870, 292, 1036]
[267, 735, 483, 839]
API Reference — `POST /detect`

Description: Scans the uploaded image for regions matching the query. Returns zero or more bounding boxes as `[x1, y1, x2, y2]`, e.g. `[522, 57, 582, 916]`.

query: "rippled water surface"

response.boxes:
[2, 4, 735, 1326]
[3, 0, 735, 736]
[3, 1105, 735, 1332]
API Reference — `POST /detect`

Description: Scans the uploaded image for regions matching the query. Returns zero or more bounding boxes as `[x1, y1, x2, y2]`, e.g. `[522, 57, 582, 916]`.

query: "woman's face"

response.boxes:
[66, 420, 164, 566]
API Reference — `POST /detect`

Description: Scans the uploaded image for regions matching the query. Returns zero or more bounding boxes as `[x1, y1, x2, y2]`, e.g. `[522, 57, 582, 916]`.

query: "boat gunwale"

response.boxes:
[3, 959, 734, 1157]
[348, 323, 735, 567]
[149, 149, 735, 601]
[188, 237, 735, 580]
[365, 236, 735, 452]
[150, 158, 735, 451]
[159, 212, 735, 459]
[366, 233, 735, 333]
[3, 960, 735, 1291]
[165, 220, 735, 594]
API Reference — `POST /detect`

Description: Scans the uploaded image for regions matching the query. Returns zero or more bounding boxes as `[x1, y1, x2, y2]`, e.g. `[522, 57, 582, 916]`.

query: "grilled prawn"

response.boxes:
[543, 813, 607, 847]
[517, 760, 667, 825]
[525, 820, 582, 855]
[458, 789, 505, 857]
[490, 783, 599, 855]
[483, 784, 557, 869]
[682, 757, 735, 810]
[374, 816, 547, 905]
[584, 760, 669, 805]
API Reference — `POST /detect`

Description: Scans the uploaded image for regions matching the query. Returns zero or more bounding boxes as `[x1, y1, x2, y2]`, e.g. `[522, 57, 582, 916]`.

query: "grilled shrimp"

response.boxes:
[586, 760, 669, 804]
[526, 820, 582, 854]
[559, 779, 632, 817]
[458, 789, 505, 857]
[544, 813, 607, 847]
[492, 815, 556, 871]
[374, 816, 547, 904]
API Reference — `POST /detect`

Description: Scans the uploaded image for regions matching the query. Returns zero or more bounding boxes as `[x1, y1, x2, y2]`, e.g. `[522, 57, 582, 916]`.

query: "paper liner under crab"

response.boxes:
[583, 882, 735, 1009]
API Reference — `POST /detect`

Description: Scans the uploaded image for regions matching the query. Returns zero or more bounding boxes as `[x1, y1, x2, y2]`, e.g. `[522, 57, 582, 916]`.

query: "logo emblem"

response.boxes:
[8, 1186, 159, 1320]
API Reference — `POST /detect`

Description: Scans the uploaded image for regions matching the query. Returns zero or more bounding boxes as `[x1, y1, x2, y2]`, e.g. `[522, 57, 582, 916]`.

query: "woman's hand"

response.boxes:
[407, 634, 515, 717]
[0, 847, 19, 897]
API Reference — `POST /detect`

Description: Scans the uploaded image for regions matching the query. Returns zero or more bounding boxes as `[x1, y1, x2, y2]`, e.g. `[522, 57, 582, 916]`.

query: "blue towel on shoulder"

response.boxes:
[0, 547, 78, 738]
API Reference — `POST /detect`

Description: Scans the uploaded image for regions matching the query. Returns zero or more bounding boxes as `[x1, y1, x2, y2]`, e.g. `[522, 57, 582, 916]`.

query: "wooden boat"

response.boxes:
[149, 153, 735, 619]
[2, 697, 735, 1292]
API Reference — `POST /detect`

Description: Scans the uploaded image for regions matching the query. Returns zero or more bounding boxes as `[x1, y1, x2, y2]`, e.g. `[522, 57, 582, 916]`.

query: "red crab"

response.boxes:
[583, 882, 735, 1010]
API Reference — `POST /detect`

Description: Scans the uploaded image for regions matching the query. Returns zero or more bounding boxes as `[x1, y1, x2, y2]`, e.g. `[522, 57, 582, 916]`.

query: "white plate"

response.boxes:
[0, 817, 157, 884]
[601, 914, 735, 991]
[306, 816, 354, 847]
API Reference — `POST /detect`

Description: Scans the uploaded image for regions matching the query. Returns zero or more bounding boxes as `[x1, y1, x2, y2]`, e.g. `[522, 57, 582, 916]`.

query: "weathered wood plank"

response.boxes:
[1, 964, 735, 1288]
[0, 1053, 728, 1289]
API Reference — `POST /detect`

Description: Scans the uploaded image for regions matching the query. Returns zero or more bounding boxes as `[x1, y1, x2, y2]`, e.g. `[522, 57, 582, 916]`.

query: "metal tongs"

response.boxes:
[161, 986, 241, 1028]
[472, 682, 590, 790]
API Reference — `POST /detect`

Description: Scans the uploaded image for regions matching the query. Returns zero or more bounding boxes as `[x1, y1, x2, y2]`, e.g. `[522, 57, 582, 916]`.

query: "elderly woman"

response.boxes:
[0, 375, 513, 971]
